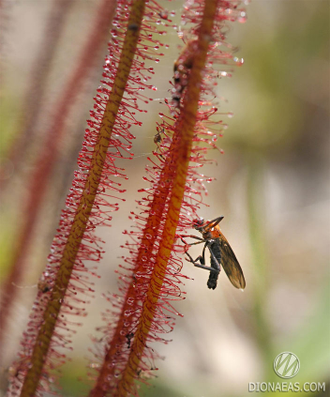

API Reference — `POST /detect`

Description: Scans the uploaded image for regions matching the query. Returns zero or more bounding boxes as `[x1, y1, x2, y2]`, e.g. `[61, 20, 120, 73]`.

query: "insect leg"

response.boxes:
[185, 242, 219, 274]
[180, 236, 205, 263]
[180, 235, 205, 244]
[191, 260, 219, 273]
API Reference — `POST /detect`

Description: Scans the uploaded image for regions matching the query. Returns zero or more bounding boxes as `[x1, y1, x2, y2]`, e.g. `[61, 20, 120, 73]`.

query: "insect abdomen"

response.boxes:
[207, 240, 221, 290]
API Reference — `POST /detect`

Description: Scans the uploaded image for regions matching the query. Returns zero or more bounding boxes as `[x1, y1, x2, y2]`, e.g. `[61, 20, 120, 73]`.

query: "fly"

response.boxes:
[181, 216, 246, 290]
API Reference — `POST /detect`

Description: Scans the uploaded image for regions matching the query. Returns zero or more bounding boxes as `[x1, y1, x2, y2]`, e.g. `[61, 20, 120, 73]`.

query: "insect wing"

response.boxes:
[218, 233, 246, 289]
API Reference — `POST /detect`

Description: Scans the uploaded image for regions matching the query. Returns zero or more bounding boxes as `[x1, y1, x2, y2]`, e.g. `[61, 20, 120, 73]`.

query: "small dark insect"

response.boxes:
[128, 23, 139, 31]
[153, 128, 169, 157]
[37, 280, 51, 293]
[181, 216, 246, 290]
[125, 332, 134, 348]
[154, 130, 162, 146]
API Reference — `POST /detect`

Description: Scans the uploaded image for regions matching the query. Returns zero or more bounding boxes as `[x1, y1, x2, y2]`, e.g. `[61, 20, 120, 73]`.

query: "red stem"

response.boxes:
[0, 0, 116, 363]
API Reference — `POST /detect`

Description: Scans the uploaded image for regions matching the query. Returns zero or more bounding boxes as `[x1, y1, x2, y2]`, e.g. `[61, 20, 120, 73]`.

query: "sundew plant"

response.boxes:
[0, 0, 248, 396]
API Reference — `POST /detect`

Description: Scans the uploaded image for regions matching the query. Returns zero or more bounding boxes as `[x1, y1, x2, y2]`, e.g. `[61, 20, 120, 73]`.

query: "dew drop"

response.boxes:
[233, 57, 244, 66]
[227, 112, 234, 118]
[108, 361, 116, 368]
[238, 11, 247, 23]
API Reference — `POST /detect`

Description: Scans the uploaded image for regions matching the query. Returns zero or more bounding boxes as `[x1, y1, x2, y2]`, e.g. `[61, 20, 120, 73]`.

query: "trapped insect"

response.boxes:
[172, 39, 197, 107]
[181, 216, 246, 290]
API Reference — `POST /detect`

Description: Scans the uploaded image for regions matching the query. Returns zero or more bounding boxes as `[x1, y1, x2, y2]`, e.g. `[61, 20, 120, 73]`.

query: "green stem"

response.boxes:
[247, 151, 273, 375]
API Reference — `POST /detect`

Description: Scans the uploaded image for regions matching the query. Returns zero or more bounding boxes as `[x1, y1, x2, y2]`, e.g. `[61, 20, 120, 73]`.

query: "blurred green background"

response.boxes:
[0, 0, 329, 396]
